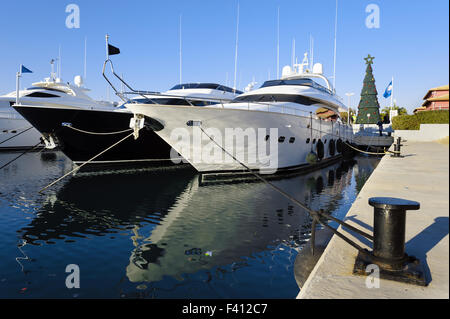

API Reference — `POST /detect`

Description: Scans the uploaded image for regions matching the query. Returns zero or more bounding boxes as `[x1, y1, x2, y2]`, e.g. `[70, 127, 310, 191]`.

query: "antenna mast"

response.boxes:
[310, 34, 314, 71]
[333, 0, 338, 90]
[277, 6, 280, 79]
[233, 2, 240, 91]
[58, 45, 62, 79]
[84, 37, 87, 80]
[179, 14, 182, 84]
[291, 38, 295, 68]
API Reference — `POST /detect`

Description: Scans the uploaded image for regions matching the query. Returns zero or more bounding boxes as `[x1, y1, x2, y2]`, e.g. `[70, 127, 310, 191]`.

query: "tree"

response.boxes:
[340, 108, 356, 123]
[356, 55, 382, 124]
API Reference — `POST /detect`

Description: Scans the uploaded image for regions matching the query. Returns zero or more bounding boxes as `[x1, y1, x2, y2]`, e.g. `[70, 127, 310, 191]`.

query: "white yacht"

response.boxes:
[125, 55, 354, 174]
[15, 81, 241, 167]
[1, 75, 116, 151]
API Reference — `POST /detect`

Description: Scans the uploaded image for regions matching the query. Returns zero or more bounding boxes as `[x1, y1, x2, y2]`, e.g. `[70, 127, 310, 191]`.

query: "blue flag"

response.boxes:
[383, 81, 392, 98]
[21, 65, 33, 74]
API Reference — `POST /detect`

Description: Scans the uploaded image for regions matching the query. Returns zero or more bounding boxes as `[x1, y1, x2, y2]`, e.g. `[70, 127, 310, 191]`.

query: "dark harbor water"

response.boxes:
[0, 151, 379, 299]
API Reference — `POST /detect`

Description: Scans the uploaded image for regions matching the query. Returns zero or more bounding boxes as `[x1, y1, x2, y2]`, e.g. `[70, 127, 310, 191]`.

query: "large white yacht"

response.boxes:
[125, 54, 354, 174]
[1, 74, 116, 151]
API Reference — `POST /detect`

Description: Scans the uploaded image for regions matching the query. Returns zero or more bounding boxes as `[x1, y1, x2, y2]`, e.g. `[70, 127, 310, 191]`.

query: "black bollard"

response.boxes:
[370, 197, 419, 270]
[353, 197, 427, 286]
[392, 137, 403, 157]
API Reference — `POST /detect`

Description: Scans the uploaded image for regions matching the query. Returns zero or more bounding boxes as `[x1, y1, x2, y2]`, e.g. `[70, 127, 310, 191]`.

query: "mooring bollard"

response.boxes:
[369, 197, 419, 270]
[353, 197, 427, 286]
[392, 137, 403, 157]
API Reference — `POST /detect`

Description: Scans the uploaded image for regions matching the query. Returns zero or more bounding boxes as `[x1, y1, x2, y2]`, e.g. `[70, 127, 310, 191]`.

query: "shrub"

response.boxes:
[392, 110, 449, 130]
[392, 114, 420, 130]
[415, 110, 449, 124]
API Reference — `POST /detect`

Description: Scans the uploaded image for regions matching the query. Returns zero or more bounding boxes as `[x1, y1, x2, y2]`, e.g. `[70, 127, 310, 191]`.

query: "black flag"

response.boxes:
[108, 44, 120, 56]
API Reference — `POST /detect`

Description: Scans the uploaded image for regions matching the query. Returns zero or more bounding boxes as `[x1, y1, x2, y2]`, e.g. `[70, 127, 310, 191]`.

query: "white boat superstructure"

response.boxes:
[131, 83, 242, 106]
[125, 55, 354, 174]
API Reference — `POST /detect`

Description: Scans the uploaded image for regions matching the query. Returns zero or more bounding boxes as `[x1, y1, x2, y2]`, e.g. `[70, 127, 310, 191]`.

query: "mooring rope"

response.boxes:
[0, 126, 34, 146]
[62, 124, 133, 135]
[198, 125, 373, 253]
[0, 142, 43, 170]
[298, 122, 398, 156]
[38, 132, 135, 193]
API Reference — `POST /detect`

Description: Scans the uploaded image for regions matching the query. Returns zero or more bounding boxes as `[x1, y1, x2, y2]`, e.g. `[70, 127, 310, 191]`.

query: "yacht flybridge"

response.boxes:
[125, 53, 354, 174]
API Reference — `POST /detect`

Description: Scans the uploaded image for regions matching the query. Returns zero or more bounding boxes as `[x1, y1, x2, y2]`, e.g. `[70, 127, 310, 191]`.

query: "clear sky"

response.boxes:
[0, 0, 448, 113]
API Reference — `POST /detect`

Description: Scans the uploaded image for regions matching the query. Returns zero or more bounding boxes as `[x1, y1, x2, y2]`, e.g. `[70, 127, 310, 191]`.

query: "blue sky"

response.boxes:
[0, 0, 448, 113]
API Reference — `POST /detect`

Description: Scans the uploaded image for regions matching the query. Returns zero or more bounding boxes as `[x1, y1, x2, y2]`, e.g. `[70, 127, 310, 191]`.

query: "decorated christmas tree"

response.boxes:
[356, 55, 381, 124]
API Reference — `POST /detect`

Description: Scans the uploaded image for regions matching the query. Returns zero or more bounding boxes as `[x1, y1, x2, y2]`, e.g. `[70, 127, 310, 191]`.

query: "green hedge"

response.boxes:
[392, 110, 449, 130]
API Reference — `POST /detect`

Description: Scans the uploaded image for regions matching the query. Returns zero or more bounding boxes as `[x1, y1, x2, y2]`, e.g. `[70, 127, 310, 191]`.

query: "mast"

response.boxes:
[332, 0, 338, 90]
[179, 14, 182, 84]
[291, 38, 295, 69]
[310, 34, 314, 71]
[276, 6, 280, 79]
[84, 37, 87, 80]
[233, 2, 240, 91]
[58, 45, 61, 79]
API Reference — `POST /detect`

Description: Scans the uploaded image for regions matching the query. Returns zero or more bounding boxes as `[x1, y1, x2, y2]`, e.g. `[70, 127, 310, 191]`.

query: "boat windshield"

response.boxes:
[260, 78, 331, 94]
[26, 87, 68, 94]
[133, 98, 218, 106]
[170, 83, 243, 94]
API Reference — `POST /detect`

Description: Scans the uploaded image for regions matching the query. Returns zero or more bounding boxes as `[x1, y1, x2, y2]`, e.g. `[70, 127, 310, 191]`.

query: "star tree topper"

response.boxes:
[364, 54, 375, 65]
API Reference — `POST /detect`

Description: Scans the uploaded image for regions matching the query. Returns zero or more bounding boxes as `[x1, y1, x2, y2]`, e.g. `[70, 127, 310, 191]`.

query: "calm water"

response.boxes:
[0, 151, 379, 298]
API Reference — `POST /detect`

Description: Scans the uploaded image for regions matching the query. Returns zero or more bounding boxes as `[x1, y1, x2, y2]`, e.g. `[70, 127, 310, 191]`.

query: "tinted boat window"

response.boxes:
[232, 94, 317, 105]
[260, 79, 330, 93]
[25, 92, 60, 98]
[133, 98, 191, 105]
[261, 79, 314, 88]
[26, 87, 67, 93]
[170, 83, 242, 94]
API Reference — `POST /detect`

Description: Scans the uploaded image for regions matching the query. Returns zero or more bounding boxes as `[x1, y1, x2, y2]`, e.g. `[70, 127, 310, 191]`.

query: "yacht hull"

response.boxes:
[126, 104, 354, 174]
[13, 105, 178, 167]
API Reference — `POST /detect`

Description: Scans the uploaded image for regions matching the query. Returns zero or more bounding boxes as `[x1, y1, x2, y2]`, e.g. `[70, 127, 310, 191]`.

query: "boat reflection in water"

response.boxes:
[16, 155, 379, 297]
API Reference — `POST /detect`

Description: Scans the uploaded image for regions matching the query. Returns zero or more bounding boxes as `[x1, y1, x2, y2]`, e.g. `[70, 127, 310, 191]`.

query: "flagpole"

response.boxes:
[391, 76, 394, 108]
[16, 65, 21, 106]
[105, 34, 110, 60]
[233, 2, 240, 92]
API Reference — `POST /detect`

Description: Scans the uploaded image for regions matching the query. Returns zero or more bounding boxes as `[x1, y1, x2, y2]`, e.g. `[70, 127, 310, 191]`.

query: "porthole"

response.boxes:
[265, 135, 270, 141]
[11, 130, 17, 134]
[306, 138, 310, 144]
[289, 137, 295, 143]
[278, 136, 285, 143]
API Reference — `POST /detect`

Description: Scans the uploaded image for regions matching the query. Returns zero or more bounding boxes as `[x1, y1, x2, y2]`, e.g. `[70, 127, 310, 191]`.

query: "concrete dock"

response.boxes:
[297, 140, 449, 299]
